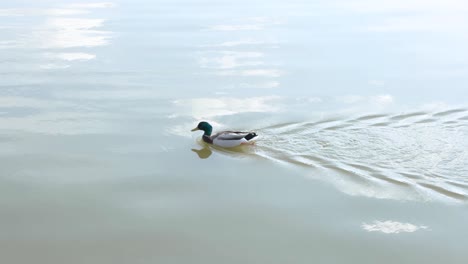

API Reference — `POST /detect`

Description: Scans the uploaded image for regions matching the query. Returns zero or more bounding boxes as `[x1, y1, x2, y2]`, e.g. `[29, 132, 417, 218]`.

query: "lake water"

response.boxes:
[1, 0, 468, 263]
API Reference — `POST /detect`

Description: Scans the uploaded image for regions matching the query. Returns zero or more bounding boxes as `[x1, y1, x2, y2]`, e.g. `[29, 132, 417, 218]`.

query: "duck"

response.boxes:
[191, 121, 258, 148]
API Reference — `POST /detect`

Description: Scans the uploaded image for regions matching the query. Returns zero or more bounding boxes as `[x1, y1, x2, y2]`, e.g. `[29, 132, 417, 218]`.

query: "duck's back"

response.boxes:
[212, 131, 257, 147]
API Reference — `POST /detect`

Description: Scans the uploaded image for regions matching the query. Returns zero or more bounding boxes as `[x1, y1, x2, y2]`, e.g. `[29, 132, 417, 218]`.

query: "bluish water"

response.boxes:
[1, 1, 468, 263]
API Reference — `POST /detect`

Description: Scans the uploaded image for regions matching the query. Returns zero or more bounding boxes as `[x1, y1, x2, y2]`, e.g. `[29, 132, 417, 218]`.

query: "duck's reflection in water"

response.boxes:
[191, 144, 213, 159]
[191, 139, 258, 159]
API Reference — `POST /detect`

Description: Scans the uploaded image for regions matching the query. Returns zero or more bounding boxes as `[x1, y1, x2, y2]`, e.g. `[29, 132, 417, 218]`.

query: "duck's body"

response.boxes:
[191, 122, 257, 148]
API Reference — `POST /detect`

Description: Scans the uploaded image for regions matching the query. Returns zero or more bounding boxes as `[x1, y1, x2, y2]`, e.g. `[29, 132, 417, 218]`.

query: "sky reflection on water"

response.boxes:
[0, 2, 113, 73]
[1, 1, 468, 264]
[362, 220, 428, 234]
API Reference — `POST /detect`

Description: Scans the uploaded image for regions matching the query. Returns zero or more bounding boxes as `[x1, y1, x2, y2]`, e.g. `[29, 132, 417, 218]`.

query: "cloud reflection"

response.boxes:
[210, 24, 264, 31]
[1, 3, 113, 50]
[217, 69, 283, 77]
[239, 81, 280, 89]
[202, 39, 268, 48]
[209, 17, 283, 31]
[66, 2, 116, 9]
[46, 52, 96, 61]
[0, 8, 88, 17]
[35, 17, 110, 49]
[201, 17, 283, 93]
[199, 51, 264, 69]
[0, 3, 115, 70]
[173, 96, 281, 119]
[362, 220, 428, 234]
[338, 0, 468, 33]
[339, 0, 468, 13]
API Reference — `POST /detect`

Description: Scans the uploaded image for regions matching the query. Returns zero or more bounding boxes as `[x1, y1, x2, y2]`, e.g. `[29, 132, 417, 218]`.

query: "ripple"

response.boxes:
[390, 111, 427, 120]
[323, 123, 352, 130]
[185, 108, 468, 202]
[433, 108, 467, 117]
[414, 118, 438, 124]
[370, 122, 392, 127]
[250, 108, 468, 202]
[370, 172, 411, 187]
[354, 114, 388, 121]
[419, 183, 467, 201]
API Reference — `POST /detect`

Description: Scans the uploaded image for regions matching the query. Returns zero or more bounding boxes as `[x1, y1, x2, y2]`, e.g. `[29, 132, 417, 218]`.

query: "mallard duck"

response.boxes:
[191, 121, 258, 148]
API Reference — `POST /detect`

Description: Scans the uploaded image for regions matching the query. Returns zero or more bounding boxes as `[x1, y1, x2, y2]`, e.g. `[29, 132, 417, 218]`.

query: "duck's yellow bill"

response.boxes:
[191, 127, 199, 132]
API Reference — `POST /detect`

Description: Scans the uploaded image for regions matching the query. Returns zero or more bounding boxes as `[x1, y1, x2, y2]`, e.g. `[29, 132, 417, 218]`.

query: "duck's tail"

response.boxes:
[244, 132, 257, 141]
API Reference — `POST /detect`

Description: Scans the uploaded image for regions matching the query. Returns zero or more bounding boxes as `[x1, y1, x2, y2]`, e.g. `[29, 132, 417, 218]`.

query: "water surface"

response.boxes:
[1, 0, 468, 263]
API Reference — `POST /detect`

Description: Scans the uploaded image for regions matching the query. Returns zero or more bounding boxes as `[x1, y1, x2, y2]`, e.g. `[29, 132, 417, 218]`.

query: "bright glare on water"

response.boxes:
[1, 0, 468, 263]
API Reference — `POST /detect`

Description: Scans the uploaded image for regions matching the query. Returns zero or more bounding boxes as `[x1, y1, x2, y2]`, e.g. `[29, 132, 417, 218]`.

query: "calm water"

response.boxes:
[1, 0, 468, 263]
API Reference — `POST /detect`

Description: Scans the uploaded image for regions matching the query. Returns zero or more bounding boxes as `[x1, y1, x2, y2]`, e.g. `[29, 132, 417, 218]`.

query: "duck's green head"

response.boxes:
[191, 121, 213, 136]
